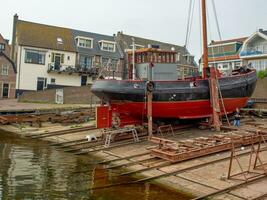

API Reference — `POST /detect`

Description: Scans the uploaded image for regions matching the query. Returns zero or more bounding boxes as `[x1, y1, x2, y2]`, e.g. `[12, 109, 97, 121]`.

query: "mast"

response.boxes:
[201, 0, 221, 131]
[201, 0, 208, 78]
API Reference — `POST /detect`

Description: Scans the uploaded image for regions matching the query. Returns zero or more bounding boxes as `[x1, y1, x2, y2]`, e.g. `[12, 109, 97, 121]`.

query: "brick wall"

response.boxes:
[0, 56, 16, 99]
[18, 85, 100, 104]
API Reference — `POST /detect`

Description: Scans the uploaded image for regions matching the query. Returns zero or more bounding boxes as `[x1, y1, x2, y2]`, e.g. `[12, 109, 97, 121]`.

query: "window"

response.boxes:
[25, 49, 45, 64]
[1, 65, 8, 75]
[234, 62, 241, 69]
[51, 78, 56, 85]
[0, 43, 5, 51]
[80, 55, 92, 69]
[51, 53, 64, 64]
[176, 53, 180, 62]
[76, 37, 93, 48]
[57, 37, 63, 44]
[37, 77, 47, 91]
[2, 83, 9, 98]
[222, 64, 229, 69]
[100, 41, 115, 52]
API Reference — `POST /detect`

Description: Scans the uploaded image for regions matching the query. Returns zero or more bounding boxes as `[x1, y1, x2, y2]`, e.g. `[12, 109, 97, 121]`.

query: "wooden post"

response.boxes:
[147, 90, 153, 136]
[201, 0, 208, 78]
[210, 67, 221, 131]
[147, 63, 154, 137]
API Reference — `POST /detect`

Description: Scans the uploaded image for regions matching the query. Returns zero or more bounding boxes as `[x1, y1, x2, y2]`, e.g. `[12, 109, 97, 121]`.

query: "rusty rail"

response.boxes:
[149, 131, 267, 163]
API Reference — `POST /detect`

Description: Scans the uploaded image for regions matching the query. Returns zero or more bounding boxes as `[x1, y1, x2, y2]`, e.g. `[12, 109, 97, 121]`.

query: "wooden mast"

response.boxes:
[201, 0, 208, 78]
[201, 0, 221, 131]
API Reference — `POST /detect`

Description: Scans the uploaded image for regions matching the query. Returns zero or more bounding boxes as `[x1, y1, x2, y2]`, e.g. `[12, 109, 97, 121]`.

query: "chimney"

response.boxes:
[259, 28, 263, 33]
[11, 14, 18, 60]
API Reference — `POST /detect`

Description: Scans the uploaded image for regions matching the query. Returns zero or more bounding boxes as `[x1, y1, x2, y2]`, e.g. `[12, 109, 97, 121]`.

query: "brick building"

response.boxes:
[0, 34, 16, 99]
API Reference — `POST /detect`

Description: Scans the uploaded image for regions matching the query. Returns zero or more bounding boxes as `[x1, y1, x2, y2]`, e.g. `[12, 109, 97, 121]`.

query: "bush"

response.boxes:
[257, 69, 267, 79]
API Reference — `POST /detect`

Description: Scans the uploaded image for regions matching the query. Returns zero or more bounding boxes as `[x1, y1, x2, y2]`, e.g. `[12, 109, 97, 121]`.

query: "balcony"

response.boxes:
[47, 63, 99, 76]
[240, 47, 267, 57]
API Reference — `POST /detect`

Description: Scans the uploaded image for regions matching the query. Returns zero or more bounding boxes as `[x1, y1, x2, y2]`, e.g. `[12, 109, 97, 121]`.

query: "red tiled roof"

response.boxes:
[210, 37, 248, 45]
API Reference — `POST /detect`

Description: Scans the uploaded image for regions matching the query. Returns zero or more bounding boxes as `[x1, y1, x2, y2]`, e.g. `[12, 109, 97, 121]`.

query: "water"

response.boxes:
[0, 131, 192, 200]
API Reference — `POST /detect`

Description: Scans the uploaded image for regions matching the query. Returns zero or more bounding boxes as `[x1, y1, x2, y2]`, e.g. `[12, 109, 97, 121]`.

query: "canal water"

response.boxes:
[0, 130, 192, 200]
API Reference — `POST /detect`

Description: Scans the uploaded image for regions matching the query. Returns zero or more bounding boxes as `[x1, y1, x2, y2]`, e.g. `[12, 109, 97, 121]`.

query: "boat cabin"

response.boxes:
[127, 48, 178, 81]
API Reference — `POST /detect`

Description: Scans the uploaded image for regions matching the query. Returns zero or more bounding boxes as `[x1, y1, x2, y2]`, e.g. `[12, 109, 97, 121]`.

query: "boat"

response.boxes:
[91, 0, 257, 129]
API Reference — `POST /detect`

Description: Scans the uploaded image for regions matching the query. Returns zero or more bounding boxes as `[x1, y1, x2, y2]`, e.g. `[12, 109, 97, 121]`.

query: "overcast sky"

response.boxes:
[1, 0, 267, 59]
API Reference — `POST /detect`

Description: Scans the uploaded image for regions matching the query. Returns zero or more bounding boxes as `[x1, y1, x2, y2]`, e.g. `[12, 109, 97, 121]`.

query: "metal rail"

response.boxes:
[29, 126, 96, 139]
[97, 152, 150, 165]
[106, 157, 158, 169]
[70, 147, 257, 192]
[192, 175, 267, 200]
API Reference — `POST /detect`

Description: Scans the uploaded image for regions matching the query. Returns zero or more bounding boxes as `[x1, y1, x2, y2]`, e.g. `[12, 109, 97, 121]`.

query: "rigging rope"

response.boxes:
[185, 0, 192, 47]
[185, 0, 196, 48]
[211, 0, 222, 40]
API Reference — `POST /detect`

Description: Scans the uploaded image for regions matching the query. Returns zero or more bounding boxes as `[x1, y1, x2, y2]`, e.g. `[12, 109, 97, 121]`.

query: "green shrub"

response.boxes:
[257, 69, 267, 79]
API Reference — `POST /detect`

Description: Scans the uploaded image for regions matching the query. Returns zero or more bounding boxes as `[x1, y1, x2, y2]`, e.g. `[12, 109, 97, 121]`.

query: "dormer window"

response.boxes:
[0, 43, 5, 51]
[76, 37, 93, 48]
[99, 40, 116, 52]
[57, 37, 63, 44]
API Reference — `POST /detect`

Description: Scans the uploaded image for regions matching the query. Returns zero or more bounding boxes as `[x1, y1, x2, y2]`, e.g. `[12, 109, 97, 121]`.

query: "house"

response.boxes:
[200, 37, 247, 75]
[115, 31, 197, 79]
[240, 29, 267, 71]
[0, 33, 16, 99]
[72, 30, 123, 80]
[11, 15, 123, 94]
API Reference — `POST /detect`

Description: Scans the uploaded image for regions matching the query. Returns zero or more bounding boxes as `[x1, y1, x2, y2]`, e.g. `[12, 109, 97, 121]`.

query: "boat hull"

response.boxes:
[110, 97, 249, 119]
[92, 70, 257, 127]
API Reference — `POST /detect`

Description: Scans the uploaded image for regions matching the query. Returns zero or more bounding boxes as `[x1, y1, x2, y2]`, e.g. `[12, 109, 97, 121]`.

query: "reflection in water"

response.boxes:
[0, 131, 191, 200]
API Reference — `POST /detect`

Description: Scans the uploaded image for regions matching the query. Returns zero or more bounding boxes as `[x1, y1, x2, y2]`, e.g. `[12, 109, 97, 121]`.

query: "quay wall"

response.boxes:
[18, 85, 100, 104]
[252, 78, 267, 98]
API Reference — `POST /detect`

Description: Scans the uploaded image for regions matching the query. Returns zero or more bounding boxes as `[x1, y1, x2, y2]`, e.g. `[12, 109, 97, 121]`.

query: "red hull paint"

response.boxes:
[109, 97, 248, 125]
[96, 97, 248, 128]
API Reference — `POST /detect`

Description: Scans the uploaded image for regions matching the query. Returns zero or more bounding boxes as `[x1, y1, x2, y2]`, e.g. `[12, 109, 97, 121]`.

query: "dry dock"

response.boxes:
[0, 114, 267, 199]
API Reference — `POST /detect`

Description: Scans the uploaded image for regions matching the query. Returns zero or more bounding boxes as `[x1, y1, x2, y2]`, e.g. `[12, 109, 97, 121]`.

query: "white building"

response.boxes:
[11, 15, 123, 95]
[240, 29, 267, 71]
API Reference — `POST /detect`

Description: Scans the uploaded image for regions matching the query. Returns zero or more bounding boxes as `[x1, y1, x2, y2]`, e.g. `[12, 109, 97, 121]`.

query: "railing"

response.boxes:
[47, 63, 99, 76]
[240, 49, 264, 57]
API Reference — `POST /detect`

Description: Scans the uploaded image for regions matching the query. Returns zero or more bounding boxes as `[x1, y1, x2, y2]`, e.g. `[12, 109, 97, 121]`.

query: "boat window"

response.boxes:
[166, 53, 170, 63]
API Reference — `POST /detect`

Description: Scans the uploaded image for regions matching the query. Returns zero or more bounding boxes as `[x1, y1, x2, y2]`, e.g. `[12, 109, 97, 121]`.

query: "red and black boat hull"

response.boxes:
[92, 70, 257, 126]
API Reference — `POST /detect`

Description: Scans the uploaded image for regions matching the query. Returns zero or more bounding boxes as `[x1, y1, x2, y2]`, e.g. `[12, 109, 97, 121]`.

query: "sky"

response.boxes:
[1, 0, 267, 60]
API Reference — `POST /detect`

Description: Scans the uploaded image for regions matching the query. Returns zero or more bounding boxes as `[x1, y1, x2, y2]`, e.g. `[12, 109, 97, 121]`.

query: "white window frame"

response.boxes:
[24, 49, 46, 65]
[99, 40, 116, 52]
[76, 36, 93, 49]
[1, 64, 9, 76]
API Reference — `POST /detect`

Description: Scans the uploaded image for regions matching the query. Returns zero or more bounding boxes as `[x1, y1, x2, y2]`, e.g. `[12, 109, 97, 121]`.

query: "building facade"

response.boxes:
[200, 37, 247, 75]
[12, 15, 123, 94]
[72, 30, 123, 80]
[0, 34, 16, 99]
[240, 29, 267, 72]
[115, 31, 197, 79]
